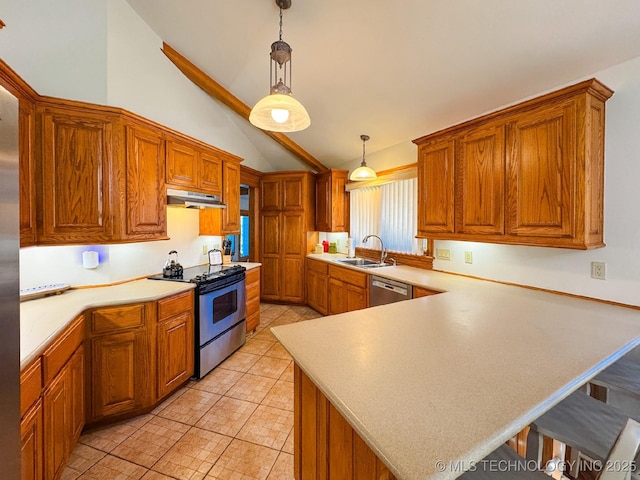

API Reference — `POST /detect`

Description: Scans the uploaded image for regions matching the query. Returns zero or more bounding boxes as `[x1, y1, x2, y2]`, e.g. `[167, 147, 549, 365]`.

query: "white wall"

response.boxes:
[0, 0, 108, 104]
[19, 208, 222, 290]
[430, 57, 640, 307]
[4, 0, 273, 288]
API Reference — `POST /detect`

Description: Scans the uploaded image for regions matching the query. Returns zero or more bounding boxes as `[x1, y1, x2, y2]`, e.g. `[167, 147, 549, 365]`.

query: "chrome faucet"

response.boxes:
[362, 235, 387, 265]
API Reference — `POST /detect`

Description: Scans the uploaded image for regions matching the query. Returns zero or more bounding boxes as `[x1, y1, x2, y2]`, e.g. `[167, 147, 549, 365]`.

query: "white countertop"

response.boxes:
[20, 262, 261, 369]
[273, 256, 640, 480]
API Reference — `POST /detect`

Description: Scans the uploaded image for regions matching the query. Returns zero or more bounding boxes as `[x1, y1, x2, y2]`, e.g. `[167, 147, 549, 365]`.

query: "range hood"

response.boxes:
[166, 188, 226, 209]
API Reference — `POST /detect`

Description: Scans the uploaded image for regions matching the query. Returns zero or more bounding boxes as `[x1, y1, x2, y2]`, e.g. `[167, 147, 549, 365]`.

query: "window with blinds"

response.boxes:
[349, 177, 421, 254]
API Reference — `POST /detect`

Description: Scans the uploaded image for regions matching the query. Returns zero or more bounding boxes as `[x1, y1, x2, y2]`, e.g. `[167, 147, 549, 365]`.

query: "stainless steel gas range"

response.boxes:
[149, 264, 247, 379]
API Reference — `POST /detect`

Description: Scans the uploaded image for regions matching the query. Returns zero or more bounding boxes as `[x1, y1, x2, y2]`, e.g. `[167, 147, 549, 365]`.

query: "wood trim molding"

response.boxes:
[375, 162, 417, 178]
[161, 42, 328, 173]
[240, 165, 262, 188]
[0, 58, 38, 101]
[354, 247, 434, 270]
[413, 78, 613, 145]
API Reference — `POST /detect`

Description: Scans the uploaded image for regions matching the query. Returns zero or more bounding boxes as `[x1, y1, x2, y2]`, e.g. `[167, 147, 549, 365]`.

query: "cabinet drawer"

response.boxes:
[246, 311, 260, 333]
[42, 314, 84, 385]
[246, 295, 260, 317]
[308, 258, 328, 275]
[246, 267, 260, 285]
[20, 357, 42, 417]
[328, 265, 367, 288]
[246, 281, 260, 301]
[91, 304, 146, 334]
[158, 290, 194, 321]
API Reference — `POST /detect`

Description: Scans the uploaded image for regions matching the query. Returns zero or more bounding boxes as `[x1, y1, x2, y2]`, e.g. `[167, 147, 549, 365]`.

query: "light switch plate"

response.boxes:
[464, 251, 473, 264]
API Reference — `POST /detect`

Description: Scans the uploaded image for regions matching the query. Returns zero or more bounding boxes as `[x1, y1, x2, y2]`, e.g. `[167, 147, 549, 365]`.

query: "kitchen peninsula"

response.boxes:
[271, 268, 640, 480]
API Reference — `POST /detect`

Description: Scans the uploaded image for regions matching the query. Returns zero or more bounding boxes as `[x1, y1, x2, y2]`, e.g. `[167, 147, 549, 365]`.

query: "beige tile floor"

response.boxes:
[62, 303, 321, 480]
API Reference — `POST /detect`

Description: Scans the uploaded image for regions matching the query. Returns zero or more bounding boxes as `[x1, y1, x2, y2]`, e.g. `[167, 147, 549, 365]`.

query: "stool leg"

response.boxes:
[526, 428, 543, 466]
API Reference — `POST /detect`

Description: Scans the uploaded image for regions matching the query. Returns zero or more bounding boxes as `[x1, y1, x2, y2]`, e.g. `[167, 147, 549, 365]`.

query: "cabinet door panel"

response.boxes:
[283, 176, 304, 209]
[221, 161, 241, 234]
[199, 150, 222, 194]
[417, 139, 455, 234]
[328, 277, 346, 315]
[260, 256, 281, 299]
[40, 109, 114, 242]
[126, 124, 166, 236]
[21, 399, 43, 480]
[68, 347, 84, 444]
[282, 257, 304, 302]
[346, 284, 368, 312]
[43, 370, 67, 480]
[166, 140, 198, 187]
[457, 123, 505, 235]
[157, 312, 194, 399]
[282, 213, 304, 256]
[261, 213, 281, 255]
[260, 177, 281, 210]
[19, 99, 36, 246]
[506, 101, 576, 238]
[91, 330, 151, 419]
[315, 173, 330, 231]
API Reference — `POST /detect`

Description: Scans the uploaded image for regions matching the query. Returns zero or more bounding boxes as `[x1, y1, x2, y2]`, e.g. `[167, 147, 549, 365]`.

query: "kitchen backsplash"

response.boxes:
[19, 208, 222, 290]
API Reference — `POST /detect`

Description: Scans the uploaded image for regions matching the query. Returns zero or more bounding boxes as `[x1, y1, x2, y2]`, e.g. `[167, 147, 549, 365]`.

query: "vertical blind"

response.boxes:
[350, 177, 420, 254]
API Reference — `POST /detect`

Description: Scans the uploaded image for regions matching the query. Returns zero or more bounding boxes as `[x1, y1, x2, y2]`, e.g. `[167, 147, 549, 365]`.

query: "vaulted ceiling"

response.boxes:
[126, 0, 640, 170]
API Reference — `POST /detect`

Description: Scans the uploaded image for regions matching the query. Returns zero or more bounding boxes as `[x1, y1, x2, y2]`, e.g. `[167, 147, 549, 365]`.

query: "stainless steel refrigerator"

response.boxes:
[0, 84, 21, 479]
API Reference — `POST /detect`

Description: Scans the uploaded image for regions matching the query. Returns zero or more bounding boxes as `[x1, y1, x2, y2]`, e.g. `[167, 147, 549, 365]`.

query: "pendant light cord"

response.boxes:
[279, 7, 283, 41]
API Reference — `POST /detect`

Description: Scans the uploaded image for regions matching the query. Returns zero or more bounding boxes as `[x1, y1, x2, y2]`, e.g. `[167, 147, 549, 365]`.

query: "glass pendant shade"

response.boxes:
[349, 164, 377, 181]
[350, 134, 377, 181]
[249, 93, 311, 132]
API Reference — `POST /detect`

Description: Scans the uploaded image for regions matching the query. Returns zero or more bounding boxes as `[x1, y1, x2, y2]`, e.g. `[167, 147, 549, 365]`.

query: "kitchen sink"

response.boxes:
[335, 258, 391, 268]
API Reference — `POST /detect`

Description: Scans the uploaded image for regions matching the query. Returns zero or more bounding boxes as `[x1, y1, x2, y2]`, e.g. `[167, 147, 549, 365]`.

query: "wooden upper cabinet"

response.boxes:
[417, 137, 455, 235]
[198, 158, 241, 235]
[260, 176, 282, 210]
[166, 139, 198, 188]
[125, 122, 167, 238]
[505, 99, 576, 239]
[165, 136, 224, 196]
[221, 159, 241, 234]
[315, 169, 349, 232]
[19, 97, 36, 247]
[414, 78, 612, 249]
[199, 150, 222, 194]
[456, 121, 505, 235]
[38, 105, 116, 244]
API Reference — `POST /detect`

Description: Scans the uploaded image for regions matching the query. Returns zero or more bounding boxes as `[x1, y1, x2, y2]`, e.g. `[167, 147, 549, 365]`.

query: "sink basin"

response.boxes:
[335, 258, 390, 268]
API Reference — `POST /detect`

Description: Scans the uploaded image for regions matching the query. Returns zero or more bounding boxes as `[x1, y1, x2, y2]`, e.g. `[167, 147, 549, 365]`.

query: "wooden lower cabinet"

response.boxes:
[306, 259, 328, 315]
[327, 265, 368, 315]
[294, 364, 397, 480]
[87, 302, 155, 422]
[21, 399, 43, 480]
[157, 291, 194, 400]
[43, 345, 83, 480]
[245, 267, 261, 333]
[413, 286, 440, 298]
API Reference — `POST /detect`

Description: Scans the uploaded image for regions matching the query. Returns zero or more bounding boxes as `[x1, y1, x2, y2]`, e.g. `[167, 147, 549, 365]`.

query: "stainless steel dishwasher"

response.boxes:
[369, 275, 413, 306]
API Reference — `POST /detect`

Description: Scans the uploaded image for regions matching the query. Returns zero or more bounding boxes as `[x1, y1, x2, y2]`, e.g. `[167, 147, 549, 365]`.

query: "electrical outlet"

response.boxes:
[464, 251, 473, 264]
[591, 261, 607, 280]
[436, 248, 451, 261]
[202, 244, 208, 255]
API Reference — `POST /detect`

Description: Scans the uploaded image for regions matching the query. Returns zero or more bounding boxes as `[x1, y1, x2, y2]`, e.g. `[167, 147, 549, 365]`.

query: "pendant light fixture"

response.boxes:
[249, 0, 310, 133]
[350, 135, 377, 181]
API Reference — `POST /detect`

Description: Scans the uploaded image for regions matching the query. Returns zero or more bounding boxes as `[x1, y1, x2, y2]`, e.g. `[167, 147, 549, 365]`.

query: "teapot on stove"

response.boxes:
[163, 250, 183, 278]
